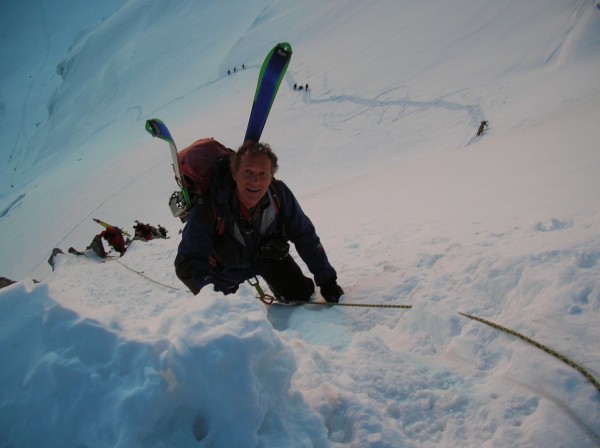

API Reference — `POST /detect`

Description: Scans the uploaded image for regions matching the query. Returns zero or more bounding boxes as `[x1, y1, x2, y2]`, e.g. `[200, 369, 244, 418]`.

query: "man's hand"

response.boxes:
[213, 280, 239, 295]
[320, 280, 344, 303]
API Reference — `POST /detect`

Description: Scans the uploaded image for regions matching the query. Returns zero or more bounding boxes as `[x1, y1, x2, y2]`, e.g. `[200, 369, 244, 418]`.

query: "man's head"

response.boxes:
[231, 141, 279, 209]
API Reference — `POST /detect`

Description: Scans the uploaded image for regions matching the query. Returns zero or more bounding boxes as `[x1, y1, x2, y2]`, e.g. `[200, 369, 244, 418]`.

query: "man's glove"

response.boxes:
[213, 280, 239, 295]
[320, 280, 344, 303]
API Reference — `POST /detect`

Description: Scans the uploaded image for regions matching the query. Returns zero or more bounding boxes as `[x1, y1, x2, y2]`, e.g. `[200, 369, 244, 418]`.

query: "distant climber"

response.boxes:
[48, 219, 168, 267]
[476, 121, 489, 137]
[62, 224, 129, 261]
[133, 221, 168, 241]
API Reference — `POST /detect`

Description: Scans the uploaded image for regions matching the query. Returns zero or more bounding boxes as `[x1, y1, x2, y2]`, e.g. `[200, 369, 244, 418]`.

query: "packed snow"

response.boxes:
[1, 0, 599, 446]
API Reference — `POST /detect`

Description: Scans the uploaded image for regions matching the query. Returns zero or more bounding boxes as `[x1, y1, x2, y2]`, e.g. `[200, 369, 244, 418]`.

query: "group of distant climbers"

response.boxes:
[293, 83, 309, 91]
[48, 220, 168, 270]
[226, 61, 310, 94]
[227, 64, 246, 75]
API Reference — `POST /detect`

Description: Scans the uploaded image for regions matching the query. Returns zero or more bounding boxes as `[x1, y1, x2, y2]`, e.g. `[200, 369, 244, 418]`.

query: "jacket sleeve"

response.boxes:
[174, 202, 218, 294]
[275, 180, 338, 286]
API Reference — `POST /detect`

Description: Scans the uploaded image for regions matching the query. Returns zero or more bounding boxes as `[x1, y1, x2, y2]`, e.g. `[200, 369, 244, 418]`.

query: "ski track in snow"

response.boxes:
[301, 85, 484, 128]
[286, 76, 486, 146]
[0, 193, 26, 220]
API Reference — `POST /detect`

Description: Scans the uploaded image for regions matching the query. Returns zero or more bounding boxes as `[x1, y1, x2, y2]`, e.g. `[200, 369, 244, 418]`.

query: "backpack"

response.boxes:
[133, 221, 168, 240]
[169, 138, 233, 221]
[177, 138, 233, 195]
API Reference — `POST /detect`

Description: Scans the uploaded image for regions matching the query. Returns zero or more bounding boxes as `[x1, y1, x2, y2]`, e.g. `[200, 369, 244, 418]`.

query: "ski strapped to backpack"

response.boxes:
[145, 118, 192, 219]
[146, 42, 293, 221]
[93, 218, 131, 238]
[145, 121, 233, 221]
[244, 42, 292, 143]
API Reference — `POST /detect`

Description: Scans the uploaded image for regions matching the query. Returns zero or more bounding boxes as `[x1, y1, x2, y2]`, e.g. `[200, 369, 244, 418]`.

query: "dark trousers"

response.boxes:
[260, 255, 315, 302]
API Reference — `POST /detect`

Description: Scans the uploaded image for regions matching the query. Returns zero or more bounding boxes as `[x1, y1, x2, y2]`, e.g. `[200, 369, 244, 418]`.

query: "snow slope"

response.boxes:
[1, 0, 599, 446]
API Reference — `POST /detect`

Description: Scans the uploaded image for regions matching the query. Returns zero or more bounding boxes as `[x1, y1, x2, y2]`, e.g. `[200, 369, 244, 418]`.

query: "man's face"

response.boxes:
[232, 152, 273, 209]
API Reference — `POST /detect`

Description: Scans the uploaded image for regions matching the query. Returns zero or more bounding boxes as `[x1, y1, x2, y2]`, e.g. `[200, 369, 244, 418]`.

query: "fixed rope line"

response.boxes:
[282, 301, 412, 309]
[249, 278, 412, 309]
[116, 260, 184, 292]
[459, 312, 600, 394]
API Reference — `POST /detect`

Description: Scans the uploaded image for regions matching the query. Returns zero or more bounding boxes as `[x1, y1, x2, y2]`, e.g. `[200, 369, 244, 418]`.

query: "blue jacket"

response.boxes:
[175, 162, 337, 294]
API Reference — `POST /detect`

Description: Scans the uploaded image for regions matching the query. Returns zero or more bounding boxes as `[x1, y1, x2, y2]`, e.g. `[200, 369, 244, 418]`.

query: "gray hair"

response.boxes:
[232, 141, 279, 174]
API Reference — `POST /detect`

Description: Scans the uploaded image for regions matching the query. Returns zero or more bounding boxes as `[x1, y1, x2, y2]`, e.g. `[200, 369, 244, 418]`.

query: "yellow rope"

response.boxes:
[459, 312, 600, 394]
[282, 301, 412, 309]
[116, 260, 183, 291]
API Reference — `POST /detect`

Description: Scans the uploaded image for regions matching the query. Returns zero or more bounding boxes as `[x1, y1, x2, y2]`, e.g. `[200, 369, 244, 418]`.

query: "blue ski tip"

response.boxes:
[146, 118, 174, 143]
[244, 43, 292, 143]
